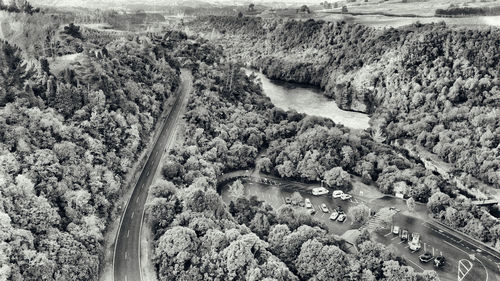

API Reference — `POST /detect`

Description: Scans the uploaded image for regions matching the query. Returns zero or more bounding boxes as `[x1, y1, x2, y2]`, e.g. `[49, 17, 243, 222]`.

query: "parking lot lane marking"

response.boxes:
[391, 236, 399, 241]
[398, 241, 405, 244]
[405, 245, 410, 248]
[384, 232, 392, 237]
[131, 212, 134, 219]
[404, 256, 425, 271]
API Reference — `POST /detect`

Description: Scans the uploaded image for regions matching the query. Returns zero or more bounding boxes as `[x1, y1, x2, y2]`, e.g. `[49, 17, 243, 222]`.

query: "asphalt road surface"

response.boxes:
[113, 69, 192, 281]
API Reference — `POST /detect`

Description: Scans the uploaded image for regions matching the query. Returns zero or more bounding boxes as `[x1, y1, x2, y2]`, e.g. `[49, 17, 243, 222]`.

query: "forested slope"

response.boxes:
[0, 20, 180, 280]
[189, 16, 500, 193]
[145, 32, 449, 281]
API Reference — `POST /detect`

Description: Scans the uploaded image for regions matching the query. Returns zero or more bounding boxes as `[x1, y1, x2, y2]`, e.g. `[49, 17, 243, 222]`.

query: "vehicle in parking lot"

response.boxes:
[312, 187, 329, 196]
[329, 210, 339, 221]
[392, 225, 400, 235]
[304, 198, 312, 208]
[332, 190, 344, 198]
[409, 233, 421, 251]
[389, 207, 401, 212]
[285, 197, 291, 204]
[337, 213, 347, 222]
[340, 193, 352, 200]
[419, 252, 434, 263]
[434, 256, 445, 268]
[321, 203, 329, 213]
[400, 229, 409, 241]
[308, 208, 316, 215]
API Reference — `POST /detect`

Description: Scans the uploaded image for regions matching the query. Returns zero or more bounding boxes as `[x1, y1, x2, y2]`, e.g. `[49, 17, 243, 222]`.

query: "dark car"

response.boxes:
[400, 229, 409, 241]
[285, 197, 291, 204]
[419, 252, 434, 263]
[434, 256, 445, 268]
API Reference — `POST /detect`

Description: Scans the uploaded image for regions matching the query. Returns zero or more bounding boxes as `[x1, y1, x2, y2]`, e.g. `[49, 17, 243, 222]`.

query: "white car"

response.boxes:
[312, 187, 329, 196]
[332, 190, 344, 198]
[337, 213, 347, 222]
[321, 203, 329, 213]
[392, 225, 400, 235]
[304, 198, 313, 209]
[329, 210, 339, 220]
[340, 193, 352, 201]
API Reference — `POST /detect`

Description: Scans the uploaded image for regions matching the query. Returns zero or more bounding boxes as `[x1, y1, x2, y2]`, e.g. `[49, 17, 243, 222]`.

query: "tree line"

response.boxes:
[0, 19, 181, 280]
[148, 33, 442, 280]
[187, 17, 500, 241]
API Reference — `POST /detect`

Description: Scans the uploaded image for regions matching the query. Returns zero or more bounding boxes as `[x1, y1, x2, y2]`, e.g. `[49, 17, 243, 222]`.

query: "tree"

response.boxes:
[237, 11, 243, 18]
[342, 5, 348, 13]
[427, 192, 451, 215]
[0, 40, 34, 105]
[299, 5, 311, 13]
[290, 191, 303, 204]
[348, 204, 370, 225]
[324, 167, 350, 189]
[248, 3, 255, 11]
[256, 157, 272, 173]
[63, 23, 82, 39]
[406, 197, 416, 212]
[382, 260, 417, 281]
[229, 179, 245, 199]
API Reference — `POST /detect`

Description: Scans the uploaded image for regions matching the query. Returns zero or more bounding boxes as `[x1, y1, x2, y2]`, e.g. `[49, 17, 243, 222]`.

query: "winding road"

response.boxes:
[113, 69, 192, 281]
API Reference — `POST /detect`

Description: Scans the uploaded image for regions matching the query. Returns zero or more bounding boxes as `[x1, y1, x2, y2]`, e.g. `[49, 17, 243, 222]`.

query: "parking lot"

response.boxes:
[219, 177, 500, 281]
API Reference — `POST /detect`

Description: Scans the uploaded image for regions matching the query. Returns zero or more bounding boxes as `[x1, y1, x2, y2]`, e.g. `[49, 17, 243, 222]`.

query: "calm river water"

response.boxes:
[247, 70, 370, 130]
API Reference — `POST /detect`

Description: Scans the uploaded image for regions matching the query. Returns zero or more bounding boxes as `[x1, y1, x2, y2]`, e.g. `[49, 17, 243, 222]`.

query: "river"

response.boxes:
[247, 70, 370, 130]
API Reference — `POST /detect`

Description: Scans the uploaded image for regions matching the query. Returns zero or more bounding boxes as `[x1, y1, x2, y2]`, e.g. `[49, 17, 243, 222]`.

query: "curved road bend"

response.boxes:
[113, 69, 193, 281]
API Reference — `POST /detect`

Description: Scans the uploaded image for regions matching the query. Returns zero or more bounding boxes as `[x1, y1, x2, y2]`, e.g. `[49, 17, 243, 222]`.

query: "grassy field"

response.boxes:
[257, 0, 500, 28]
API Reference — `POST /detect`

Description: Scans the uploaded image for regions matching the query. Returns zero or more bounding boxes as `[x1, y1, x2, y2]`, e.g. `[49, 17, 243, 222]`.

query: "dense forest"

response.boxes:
[188, 16, 500, 236]
[0, 12, 181, 279]
[148, 34, 442, 280]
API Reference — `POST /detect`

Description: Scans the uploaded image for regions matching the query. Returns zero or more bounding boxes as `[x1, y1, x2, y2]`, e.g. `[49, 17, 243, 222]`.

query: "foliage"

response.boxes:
[0, 27, 181, 279]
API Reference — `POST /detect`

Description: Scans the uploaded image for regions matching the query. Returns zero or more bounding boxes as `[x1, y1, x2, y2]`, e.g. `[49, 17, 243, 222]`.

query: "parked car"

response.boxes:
[312, 187, 329, 196]
[434, 256, 445, 268]
[400, 229, 409, 241]
[321, 203, 329, 213]
[392, 225, 400, 235]
[332, 190, 344, 198]
[419, 252, 434, 263]
[409, 233, 421, 251]
[308, 208, 316, 215]
[285, 197, 291, 204]
[340, 193, 352, 200]
[329, 210, 339, 221]
[304, 198, 312, 208]
[337, 213, 347, 222]
[389, 207, 401, 212]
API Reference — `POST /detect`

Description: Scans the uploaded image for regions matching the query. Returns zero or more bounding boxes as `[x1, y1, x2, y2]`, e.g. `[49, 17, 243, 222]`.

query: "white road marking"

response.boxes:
[398, 241, 405, 244]
[391, 236, 399, 241]
[384, 232, 392, 237]
[127, 230, 129, 237]
[125, 252, 128, 259]
[125, 275, 128, 281]
[404, 255, 425, 271]
[131, 212, 134, 219]
[458, 259, 473, 281]
[444, 240, 470, 256]
[147, 170, 150, 176]
[155, 151, 158, 157]
[136, 197, 139, 203]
